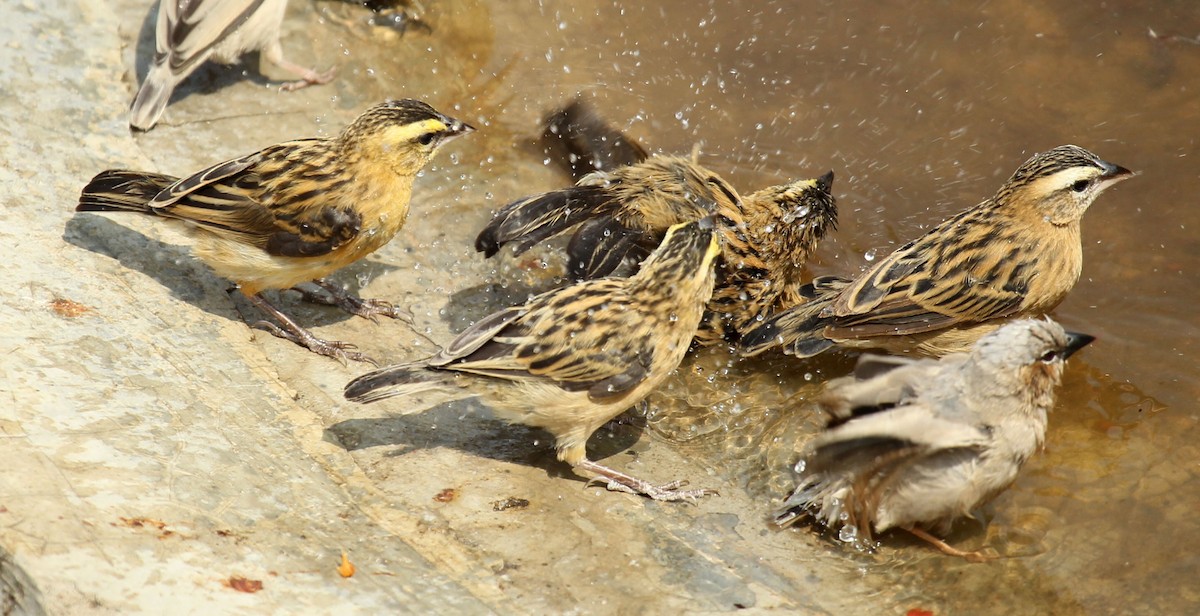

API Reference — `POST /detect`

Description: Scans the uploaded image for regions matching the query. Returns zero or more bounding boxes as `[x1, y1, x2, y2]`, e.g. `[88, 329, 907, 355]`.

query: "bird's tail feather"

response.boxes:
[76, 170, 177, 214]
[344, 362, 453, 406]
[740, 276, 850, 357]
[475, 184, 618, 257]
[129, 68, 178, 131]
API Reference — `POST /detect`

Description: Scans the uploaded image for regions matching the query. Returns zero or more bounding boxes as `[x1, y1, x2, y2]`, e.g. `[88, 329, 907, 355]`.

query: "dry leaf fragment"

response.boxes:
[338, 551, 356, 578]
[225, 576, 263, 593]
[49, 298, 94, 318]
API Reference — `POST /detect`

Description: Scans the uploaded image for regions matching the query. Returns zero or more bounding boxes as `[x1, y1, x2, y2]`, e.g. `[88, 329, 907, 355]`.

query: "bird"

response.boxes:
[541, 97, 649, 181]
[741, 145, 1133, 358]
[130, 0, 336, 131]
[477, 117, 838, 345]
[344, 218, 723, 501]
[77, 99, 473, 363]
[774, 318, 1095, 561]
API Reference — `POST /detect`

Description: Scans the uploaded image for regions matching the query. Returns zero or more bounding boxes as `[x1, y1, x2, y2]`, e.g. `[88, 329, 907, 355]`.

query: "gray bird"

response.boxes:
[775, 318, 1094, 561]
[130, 0, 335, 131]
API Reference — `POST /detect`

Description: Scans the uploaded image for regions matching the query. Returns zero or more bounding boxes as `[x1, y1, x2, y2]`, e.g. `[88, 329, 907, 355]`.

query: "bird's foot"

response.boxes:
[278, 65, 336, 92]
[576, 459, 717, 503]
[905, 526, 996, 563]
[252, 320, 378, 366]
[299, 280, 413, 323]
[246, 292, 378, 365]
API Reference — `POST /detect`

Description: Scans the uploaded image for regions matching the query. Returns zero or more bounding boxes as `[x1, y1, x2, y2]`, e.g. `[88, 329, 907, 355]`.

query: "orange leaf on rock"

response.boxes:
[338, 551, 356, 578]
[225, 576, 263, 593]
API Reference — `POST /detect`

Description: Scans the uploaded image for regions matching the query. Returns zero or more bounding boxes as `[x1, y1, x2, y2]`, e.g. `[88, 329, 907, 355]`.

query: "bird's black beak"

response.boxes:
[816, 170, 835, 194]
[444, 117, 476, 139]
[1060, 331, 1096, 360]
[1100, 160, 1135, 182]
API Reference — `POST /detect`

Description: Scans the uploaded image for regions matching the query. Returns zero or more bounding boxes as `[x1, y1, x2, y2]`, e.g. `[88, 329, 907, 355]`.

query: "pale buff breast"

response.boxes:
[192, 208, 409, 295]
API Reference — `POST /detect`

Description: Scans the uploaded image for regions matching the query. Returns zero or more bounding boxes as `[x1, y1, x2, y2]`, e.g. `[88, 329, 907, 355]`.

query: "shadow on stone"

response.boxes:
[1, 548, 46, 616]
[325, 398, 645, 486]
[62, 214, 400, 329]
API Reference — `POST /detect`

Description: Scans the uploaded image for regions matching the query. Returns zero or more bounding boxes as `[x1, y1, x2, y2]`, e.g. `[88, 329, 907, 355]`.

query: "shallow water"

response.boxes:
[132, 0, 1199, 611]
[404, 1, 1199, 612]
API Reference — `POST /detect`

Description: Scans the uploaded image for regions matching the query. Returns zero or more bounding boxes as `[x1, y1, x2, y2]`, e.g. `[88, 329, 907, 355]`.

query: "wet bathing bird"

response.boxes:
[741, 145, 1133, 358]
[345, 218, 722, 501]
[774, 318, 1094, 561]
[477, 113, 838, 345]
[541, 97, 649, 181]
[77, 99, 473, 363]
[130, 0, 336, 131]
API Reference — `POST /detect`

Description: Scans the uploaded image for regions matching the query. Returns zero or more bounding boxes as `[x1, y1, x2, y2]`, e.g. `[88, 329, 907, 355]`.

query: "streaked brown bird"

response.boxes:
[345, 218, 722, 501]
[130, 0, 335, 131]
[477, 108, 837, 345]
[77, 99, 473, 363]
[775, 318, 1094, 561]
[741, 145, 1133, 358]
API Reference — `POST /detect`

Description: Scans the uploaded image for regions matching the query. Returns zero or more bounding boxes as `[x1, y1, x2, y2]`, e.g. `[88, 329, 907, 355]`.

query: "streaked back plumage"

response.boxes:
[346, 217, 722, 466]
[741, 145, 1132, 358]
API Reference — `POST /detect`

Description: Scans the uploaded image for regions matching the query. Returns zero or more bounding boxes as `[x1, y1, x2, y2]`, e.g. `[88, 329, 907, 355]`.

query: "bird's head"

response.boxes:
[635, 216, 722, 289]
[340, 99, 475, 174]
[970, 318, 1095, 405]
[997, 144, 1134, 226]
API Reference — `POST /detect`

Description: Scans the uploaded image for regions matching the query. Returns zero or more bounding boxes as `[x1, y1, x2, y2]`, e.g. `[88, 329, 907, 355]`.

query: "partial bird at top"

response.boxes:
[130, 0, 335, 131]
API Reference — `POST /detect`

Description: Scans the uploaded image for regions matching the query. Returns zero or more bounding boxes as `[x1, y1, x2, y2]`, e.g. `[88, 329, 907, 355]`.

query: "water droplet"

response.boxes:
[793, 459, 806, 474]
[838, 525, 858, 543]
[864, 248, 878, 261]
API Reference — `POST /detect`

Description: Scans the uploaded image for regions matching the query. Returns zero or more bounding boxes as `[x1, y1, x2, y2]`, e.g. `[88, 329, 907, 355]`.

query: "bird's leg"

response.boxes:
[262, 41, 336, 92]
[246, 293, 378, 365]
[296, 279, 413, 323]
[905, 527, 992, 563]
[575, 459, 717, 503]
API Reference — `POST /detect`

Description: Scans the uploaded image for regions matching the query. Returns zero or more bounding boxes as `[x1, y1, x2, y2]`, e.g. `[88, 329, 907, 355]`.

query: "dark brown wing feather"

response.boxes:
[86, 139, 363, 258]
[826, 207, 1030, 338]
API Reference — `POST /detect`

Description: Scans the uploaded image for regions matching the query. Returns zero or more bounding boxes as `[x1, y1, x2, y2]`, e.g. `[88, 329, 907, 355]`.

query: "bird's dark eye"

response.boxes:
[1071, 179, 1090, 193]
[417, 132, 437, 146]
[1039, 350, 1059, 362]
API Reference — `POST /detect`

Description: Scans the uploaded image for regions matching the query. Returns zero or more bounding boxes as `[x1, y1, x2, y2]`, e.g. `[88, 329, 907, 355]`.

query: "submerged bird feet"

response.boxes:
[905, 526, 997, 563]
[298, 280, 414, 323]
[576, 459, 718, 503]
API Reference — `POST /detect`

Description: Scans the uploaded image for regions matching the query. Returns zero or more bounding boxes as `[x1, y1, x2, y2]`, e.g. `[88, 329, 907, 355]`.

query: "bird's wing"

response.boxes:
[820, 353, 970, 426]
[827, 212, 1030, 338]
[440, 281, 656, 401]
[806, 403, 990, 480]
[160, 0, 267, 75]
[144, 140, 363, 257]
[565, 217, 647, 279]
[544, 97, 649, 180]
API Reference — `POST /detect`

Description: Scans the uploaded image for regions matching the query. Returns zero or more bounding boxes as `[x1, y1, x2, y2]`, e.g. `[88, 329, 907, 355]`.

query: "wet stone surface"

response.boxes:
[2, 0, 1199, 614]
